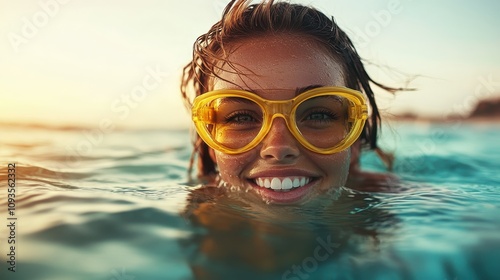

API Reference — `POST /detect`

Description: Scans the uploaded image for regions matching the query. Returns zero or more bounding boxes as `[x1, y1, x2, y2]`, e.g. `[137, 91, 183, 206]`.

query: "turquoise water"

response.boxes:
[0, 121, 499, 280]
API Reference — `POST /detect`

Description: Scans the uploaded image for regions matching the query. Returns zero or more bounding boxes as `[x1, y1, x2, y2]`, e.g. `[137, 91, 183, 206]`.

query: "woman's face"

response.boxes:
[211, 34, 350, 205]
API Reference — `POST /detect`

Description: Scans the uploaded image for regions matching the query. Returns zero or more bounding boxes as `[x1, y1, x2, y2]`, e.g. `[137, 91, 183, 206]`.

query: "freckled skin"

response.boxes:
[212, 34, 351, 204]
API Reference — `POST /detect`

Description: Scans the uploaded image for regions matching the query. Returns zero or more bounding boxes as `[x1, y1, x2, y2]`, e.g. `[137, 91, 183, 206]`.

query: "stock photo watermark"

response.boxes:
[109, 267, 136, 280]
[397, 73, 500, 174]
[447, 74, 500, 119]
[213, 0, 231, 16]
[8, 0, 73, 53]
[282, 235, 340, 280]
[5, 163, 18, 273]
[352, 0, 412, 48]
[62, 65, 171, 168]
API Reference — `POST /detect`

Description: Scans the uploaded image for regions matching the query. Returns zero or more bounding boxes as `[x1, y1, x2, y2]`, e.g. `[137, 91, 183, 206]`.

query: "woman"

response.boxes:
[181, 0, 400, 205]
[180, 2, 403, 277]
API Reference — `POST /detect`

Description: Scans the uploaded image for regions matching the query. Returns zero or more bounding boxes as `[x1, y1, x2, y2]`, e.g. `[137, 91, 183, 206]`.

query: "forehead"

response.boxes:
[212, 34, 346, 99]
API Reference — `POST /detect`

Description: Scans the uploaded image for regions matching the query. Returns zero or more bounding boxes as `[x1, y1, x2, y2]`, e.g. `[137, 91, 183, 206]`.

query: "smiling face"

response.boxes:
[210, 34, 350, 205]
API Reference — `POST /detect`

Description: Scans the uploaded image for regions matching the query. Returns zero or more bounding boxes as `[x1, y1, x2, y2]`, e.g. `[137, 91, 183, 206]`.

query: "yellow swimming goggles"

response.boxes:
[192, 86, 368, 155]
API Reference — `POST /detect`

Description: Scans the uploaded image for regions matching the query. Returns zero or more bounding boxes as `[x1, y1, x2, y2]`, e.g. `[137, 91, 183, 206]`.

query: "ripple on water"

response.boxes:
[1, 124, 499, 279]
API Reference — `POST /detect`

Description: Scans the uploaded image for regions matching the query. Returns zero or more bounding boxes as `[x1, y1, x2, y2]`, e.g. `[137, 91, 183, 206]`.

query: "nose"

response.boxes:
[260, 118, 300, 162]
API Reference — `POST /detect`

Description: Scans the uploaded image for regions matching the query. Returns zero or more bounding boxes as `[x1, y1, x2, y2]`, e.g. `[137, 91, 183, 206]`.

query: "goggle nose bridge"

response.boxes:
[258, 99, 302, 142]
[262, 99, 296, 118]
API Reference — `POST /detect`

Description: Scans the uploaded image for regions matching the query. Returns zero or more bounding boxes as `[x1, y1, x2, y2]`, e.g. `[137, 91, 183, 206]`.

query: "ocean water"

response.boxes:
[0, 121, 499, 280]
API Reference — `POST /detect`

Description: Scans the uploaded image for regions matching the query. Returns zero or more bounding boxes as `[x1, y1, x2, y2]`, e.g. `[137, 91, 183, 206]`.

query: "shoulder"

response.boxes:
[347, 168, 401, 192]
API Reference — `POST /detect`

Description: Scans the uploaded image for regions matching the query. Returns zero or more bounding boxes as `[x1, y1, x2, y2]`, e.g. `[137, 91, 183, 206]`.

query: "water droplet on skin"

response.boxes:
[326, 187, 342, 200]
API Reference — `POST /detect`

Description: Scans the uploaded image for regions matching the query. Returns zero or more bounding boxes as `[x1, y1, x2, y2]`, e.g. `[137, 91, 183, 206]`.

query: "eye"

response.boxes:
[224, 110, 261, 124]
[303, 110, 338, 122]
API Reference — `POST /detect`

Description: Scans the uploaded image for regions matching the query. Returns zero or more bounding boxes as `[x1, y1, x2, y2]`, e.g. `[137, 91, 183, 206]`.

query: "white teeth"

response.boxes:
[264, 179, 270, 188]
[254, 176, 312, 191]
[282, 178, 293, 190]
[271, 178, 281, 190]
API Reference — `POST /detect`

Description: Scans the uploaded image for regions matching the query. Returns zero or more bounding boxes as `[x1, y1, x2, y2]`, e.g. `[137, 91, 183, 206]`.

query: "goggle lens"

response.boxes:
[295, 95, 350, 149]
[211, 96, 264, 150]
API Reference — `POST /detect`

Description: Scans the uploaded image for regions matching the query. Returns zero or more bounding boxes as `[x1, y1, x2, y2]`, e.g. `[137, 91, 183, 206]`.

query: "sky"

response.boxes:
[1, 0, 499, 129]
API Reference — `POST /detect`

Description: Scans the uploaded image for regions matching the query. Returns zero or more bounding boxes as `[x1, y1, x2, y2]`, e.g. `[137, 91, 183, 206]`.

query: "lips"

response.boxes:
[247, 170, 318, 204]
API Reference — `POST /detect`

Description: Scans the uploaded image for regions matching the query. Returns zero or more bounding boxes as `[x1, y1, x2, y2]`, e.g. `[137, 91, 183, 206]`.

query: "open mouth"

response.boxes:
[249, 176, 317, 204]
[253, 176, 312, 192]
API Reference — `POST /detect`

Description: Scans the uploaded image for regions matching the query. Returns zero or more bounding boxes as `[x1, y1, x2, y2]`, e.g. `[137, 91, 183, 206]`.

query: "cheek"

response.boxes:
[215, 151, 255, 180]
[313, 149, 350, 167]
[336, 150, 351, 167]
[316, 150, 351, 181]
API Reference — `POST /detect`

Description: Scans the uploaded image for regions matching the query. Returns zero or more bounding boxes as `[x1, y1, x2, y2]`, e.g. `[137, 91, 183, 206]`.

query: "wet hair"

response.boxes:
[181, 0, 401, 178]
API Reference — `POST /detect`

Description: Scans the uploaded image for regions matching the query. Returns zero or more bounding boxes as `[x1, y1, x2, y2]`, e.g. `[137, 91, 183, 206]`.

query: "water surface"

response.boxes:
[0, 121, 499, 280]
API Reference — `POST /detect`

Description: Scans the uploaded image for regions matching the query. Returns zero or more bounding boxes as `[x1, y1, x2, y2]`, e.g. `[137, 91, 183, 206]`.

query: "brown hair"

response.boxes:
[181, 0, 401, 178]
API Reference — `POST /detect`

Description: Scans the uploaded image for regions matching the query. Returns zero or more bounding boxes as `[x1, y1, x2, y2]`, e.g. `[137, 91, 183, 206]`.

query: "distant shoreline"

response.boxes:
[384, 97, 500, 123]
[383, 114, 500, 123]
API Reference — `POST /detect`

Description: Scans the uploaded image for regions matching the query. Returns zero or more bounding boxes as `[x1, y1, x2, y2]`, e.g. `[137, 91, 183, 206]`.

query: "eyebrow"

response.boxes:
[223, 84, 325, 96]
[216, 84, 344, 106]
[294, 84, 325, 96]
[294, 85, 345, 104]
[217, 97, 255, 105]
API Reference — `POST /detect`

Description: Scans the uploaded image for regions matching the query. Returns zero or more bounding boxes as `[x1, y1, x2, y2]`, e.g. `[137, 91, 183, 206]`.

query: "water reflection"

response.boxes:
[182, 185, 401, 279]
